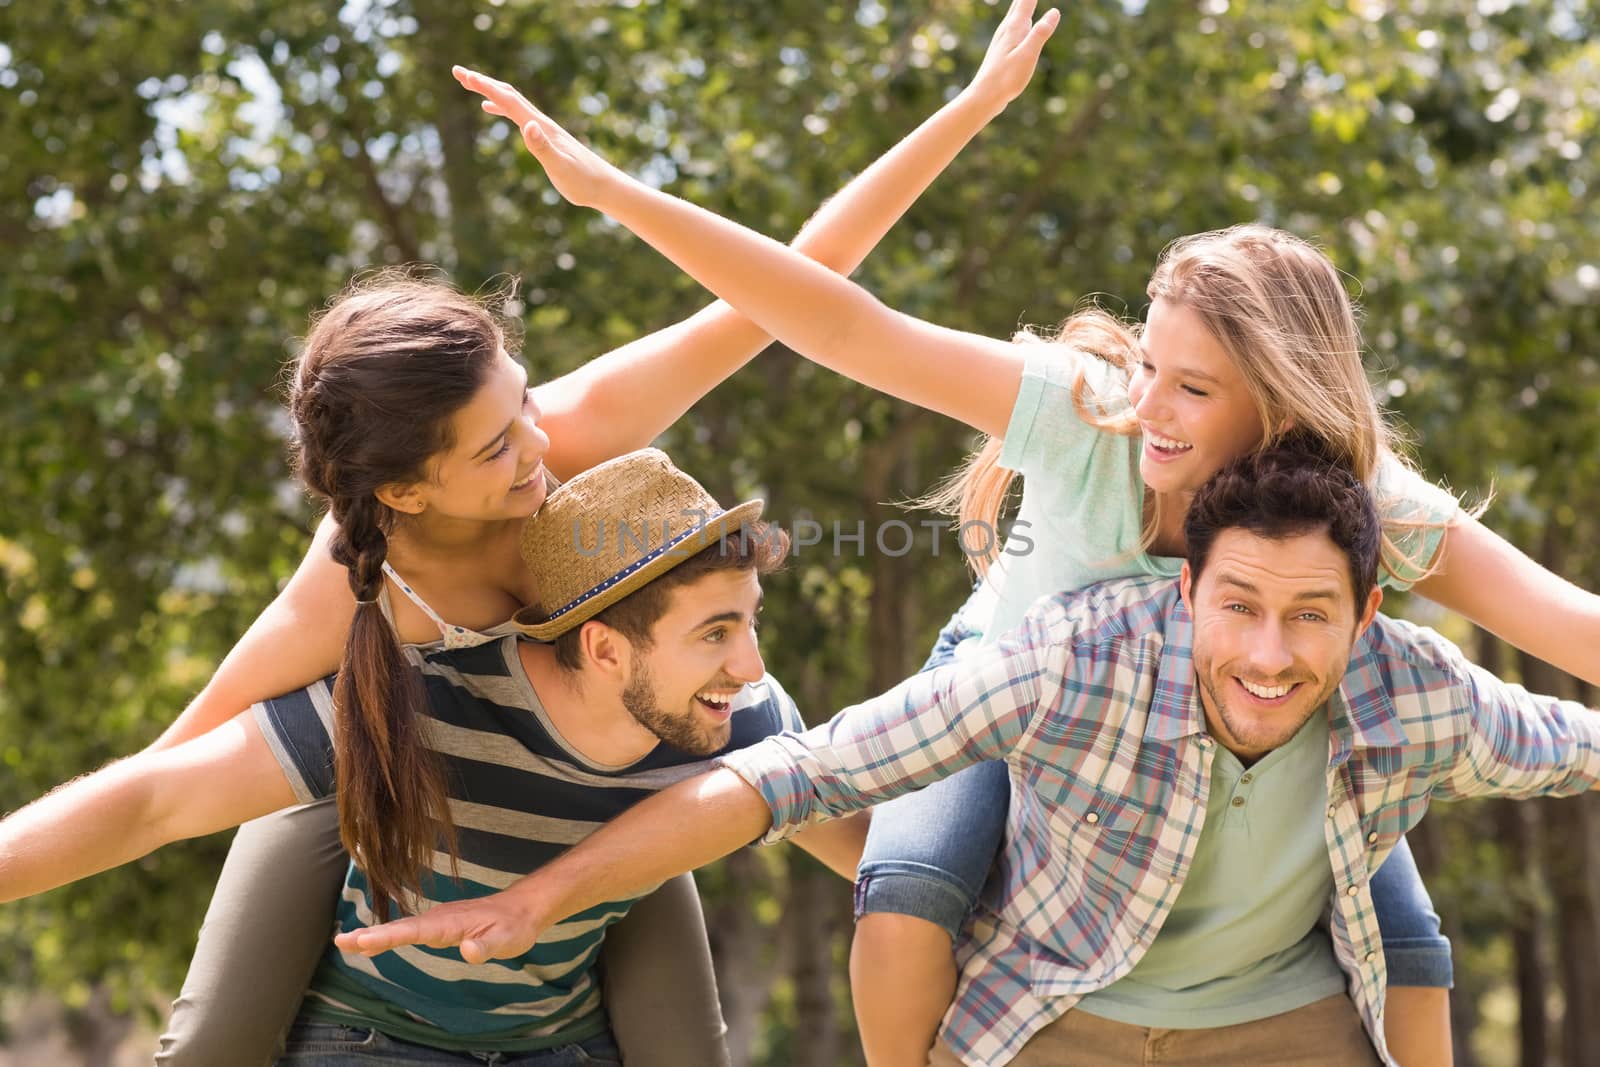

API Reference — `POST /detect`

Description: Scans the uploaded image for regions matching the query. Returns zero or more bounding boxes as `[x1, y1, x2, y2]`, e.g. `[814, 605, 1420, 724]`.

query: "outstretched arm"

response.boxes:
[1412, 514, 1600, 687]
[0, 711, 296, 902]
[467, 4, 1061, 443]
[339, 611, 1062, 962]
[338, 766, 768, 963]
[337, 776, 870, 960]
[1430, 640, 1600, 802]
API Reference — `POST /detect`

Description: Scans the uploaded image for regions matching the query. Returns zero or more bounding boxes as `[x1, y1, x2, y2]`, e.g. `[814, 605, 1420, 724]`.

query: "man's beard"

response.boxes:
[1194, 655, 1342, 761]
[621, 661, 731, 756]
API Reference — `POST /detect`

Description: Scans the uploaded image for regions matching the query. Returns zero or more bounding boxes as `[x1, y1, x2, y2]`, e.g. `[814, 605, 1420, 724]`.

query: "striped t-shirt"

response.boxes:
[252, 635, 802, 1053]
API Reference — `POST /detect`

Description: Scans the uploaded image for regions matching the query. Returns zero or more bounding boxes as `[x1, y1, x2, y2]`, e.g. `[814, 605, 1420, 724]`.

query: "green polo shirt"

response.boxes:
[1074, 710, 1347, 1028]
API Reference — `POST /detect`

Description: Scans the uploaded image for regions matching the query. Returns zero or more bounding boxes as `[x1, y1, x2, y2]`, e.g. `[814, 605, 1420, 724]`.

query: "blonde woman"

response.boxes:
[457, 49, 1600, 1067]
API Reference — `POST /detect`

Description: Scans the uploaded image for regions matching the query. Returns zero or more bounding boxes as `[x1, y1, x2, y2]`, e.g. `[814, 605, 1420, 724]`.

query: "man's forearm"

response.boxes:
[510, 768, 773, 925]
[791, 810, 870, 881]
[338, 766, 783, 961]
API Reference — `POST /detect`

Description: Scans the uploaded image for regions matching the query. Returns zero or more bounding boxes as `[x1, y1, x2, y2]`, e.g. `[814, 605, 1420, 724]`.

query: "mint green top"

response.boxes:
[951, 345, 1460, 647]
[1073, 711, 1346, 1027]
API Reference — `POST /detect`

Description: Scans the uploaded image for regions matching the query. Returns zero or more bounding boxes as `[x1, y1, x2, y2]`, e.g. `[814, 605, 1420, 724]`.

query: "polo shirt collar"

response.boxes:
[1327, 625, 1409, 770]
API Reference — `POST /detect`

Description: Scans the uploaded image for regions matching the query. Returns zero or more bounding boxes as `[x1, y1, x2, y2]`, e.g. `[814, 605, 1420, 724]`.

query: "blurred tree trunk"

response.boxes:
[785, 856, 855, 1067]
[67, 985, 136, 1067]
[707, 849, 777, 1067]
[1496, 797, 1551, 1067]
[872, 413, 950, 669]
[1478, 632, 1552, 1067]
[1510, 639, 1561, 1062]
[1536, 671, 1600, 1066]
[861, 415, 928, 691]
[1517, 531, 1600, 1064]
[411, 0, 497, 281]
[1543, 790, 1600, 1066]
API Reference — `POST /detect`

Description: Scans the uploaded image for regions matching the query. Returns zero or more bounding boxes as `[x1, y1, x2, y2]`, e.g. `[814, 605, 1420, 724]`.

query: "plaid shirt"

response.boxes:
[722, 576, 1600, 1067]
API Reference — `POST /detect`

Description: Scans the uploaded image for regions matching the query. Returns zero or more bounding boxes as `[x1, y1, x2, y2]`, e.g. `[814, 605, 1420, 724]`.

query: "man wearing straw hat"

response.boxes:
[0, 448, 866, 1063]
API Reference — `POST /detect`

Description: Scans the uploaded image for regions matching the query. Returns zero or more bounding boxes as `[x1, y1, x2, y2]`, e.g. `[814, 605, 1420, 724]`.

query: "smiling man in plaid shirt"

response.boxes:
[346, 441, 1600, 1067]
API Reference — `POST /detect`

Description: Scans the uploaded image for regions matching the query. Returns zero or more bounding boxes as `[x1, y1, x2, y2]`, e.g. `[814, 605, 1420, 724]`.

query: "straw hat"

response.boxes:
[513, 448, 765, 640]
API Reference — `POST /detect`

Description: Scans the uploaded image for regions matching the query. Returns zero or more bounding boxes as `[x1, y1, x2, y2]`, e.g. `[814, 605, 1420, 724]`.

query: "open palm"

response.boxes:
[452, 65, 622, 211]
[970, 0, 1062, 111]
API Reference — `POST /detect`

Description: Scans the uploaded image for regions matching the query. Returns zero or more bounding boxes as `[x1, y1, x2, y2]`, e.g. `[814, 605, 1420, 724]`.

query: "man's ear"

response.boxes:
[376, 481, 428, 516]
[1355, 585, 1383, 637]
[579, 620, 630, 681]
[1179, 561, 1195, 613]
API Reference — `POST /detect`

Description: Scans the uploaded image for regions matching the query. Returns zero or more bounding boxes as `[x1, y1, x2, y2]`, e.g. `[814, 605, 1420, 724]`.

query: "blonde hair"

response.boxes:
[923, 225, 1451, 581]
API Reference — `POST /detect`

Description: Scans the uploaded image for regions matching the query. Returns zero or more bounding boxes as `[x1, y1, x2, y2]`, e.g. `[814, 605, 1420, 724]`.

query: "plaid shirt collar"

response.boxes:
[1144, 593, 1202, 742]
[1332, 630, 1411, 770]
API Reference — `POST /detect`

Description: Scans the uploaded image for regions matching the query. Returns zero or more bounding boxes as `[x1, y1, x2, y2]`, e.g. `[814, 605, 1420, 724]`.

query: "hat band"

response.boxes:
[539, 518, 714, 624]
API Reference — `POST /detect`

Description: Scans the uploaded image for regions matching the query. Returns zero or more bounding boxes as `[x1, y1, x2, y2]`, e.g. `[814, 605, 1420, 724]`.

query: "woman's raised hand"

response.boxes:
[453, 66, 623, 211]
[966, 0, 1062, 114]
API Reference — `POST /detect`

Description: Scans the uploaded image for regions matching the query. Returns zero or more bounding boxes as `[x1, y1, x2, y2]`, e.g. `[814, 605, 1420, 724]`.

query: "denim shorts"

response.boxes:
[1369, 836, 1454, 988]
[853, 603, 1016, 939]
[275, 1022, 623, 1066]
[855, 600, 1454, 989]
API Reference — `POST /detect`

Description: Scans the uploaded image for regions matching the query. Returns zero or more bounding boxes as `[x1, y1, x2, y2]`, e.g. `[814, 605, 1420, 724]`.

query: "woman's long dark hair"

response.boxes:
[288, 271, 506, 919]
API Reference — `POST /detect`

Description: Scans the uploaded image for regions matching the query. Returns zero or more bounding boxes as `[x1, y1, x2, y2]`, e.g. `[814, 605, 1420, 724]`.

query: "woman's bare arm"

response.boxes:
[1413, 514, 1600, 686]
[519, 1, 1059, 474]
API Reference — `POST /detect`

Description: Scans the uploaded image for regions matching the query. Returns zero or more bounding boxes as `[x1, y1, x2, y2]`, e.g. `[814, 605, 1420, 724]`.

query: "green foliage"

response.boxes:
[2, 0, 1597, 1057]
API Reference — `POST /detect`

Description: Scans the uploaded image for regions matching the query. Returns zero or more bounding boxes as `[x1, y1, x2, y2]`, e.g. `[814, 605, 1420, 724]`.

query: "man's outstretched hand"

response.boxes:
[335, 888, 549, 964]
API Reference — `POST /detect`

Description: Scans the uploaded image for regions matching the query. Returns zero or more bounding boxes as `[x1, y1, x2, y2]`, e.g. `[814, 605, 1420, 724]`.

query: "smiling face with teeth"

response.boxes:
[1181, 527, 1382, 764]
[381, 351, 553, 523]
[617, 568, 768, 756]
[1128, 300, 1268, 503]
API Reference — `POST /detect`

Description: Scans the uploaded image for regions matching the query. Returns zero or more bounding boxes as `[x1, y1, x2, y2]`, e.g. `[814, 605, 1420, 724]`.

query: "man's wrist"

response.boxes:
[503, 868, 564, 932]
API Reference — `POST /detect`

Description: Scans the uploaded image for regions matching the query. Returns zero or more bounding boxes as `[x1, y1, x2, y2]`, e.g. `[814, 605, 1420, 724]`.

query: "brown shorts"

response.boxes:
[929, 994, 1383, 1066]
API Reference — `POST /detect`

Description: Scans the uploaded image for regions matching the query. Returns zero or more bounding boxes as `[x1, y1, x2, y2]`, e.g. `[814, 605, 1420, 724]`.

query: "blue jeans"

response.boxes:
[853, 601, 1017, 939]
[1370, 834, 1453, 988]
[276, 1022, 623, 1066]
[855, 601, 1455, 988]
